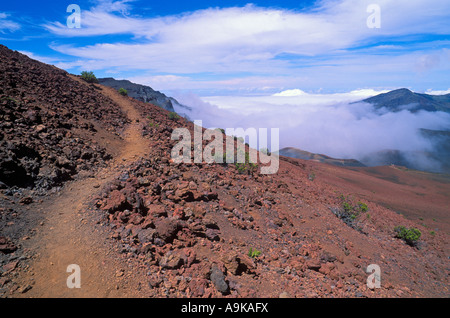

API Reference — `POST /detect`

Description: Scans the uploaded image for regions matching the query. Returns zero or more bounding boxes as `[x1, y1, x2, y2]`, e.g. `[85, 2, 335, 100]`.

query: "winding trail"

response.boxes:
[15, 80, 150, 297]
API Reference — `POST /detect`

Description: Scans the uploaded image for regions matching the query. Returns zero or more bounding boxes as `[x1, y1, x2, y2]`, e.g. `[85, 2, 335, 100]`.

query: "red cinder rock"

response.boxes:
[103, 190, 130, 213]
[147, 204, 167, 217]
[0, 236, 17, 254]
[154, 218, 185, 243]
[159, 249, 187, 269]
[306, 259, 322, 272]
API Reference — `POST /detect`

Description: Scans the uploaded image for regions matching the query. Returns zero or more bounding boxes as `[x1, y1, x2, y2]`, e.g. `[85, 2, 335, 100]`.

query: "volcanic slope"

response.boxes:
[0, 45, 448, 298]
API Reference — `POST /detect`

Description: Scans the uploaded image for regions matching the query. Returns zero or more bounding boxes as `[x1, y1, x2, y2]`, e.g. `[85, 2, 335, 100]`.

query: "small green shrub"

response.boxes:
[358, 202, 368, 213]
[394, 226, 421, 246]
[248, 247, 261, 259]
[80, 71, 98, 83]
[148, 120, 158, 128]
[332, 195, 369, 233]
[168, 112, 180, 120]
[118, 88, 128, 96]
[234, 150, 258, 174]
[342, 201, 352, 213]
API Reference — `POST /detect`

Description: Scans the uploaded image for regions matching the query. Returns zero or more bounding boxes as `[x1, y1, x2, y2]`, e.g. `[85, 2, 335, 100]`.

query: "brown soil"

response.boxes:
[308, 162, 450, 234]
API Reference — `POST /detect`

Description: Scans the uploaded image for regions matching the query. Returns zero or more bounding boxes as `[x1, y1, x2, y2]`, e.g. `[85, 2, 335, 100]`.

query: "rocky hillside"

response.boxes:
[0, 45, 129, 192]
[88, 106, 449, 298]
[98, 78, 193, 119]
[0, 45, 448, 298]
[98, 77, 179, 112]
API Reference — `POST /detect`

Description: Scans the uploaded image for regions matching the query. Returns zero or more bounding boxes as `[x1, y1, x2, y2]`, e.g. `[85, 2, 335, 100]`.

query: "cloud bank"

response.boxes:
[172, 90, 450, 172]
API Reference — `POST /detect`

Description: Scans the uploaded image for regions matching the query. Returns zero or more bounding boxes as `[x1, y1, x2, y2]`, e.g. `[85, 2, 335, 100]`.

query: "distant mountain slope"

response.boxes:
[98, 78, 192, 116]
[357, 88, 450, 173]
[278, 147, 366, 167]
[362, 88, 450, 113]
[419, 128, 450, 173]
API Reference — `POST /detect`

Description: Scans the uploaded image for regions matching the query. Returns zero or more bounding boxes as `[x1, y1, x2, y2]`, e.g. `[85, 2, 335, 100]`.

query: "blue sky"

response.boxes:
[1, 0, 449, 96]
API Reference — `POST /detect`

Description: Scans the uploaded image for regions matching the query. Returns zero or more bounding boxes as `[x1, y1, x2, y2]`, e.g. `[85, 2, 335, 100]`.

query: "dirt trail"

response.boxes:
[14, 80, 150, 297]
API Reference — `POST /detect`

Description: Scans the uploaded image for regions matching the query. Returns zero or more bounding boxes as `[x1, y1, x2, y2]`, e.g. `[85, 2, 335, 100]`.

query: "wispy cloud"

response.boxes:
[426, 88, 450, 95]
[0, 12, 20, 33]
[39, 0, 450, 93]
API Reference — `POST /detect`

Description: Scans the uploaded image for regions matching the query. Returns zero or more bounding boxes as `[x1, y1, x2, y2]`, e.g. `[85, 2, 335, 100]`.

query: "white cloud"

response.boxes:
[94, 0, 135, 14]
[47, 1, 450, 62]
[18, 51, 57, 64]
[0, 12, 20, 33]
[41, 0, 450, 93]
[172, 90, 450, 171]
[426, 88, 450, 95]
[200, 89, 389, 115]
[126, 74, 302, 95]
[273, 89, 308, 97]
[272, 88, 389, 97]
[128, 74, 190, 86]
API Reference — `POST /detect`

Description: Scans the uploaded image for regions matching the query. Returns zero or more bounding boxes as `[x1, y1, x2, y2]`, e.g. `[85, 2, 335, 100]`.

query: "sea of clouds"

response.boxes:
[171, 89, 450, 172]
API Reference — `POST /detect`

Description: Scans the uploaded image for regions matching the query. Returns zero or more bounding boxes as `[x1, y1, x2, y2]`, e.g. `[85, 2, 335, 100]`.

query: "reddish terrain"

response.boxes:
[0, 45, 448, 298]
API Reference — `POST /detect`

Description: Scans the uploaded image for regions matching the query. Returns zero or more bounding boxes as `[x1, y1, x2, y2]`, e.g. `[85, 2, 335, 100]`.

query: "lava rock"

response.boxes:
[210, 263, 229, 294]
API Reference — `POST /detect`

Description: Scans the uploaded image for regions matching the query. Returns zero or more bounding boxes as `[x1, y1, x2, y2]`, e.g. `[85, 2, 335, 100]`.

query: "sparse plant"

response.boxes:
[248, 247, 261, 259]
[358, 201, 368, 213]
[80, 71, 98, 83]
[342, 201, 352, 213]
[168, 112, 180, 120]
[148, 121, 158, 128]
[146, 116, 159, 128]
[234, 150, 258, 174]
[332, 195, 369, 232]
[118, 88, 128, 96]
[235, 163, 247, 174]
[394, 226, 421, 246]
